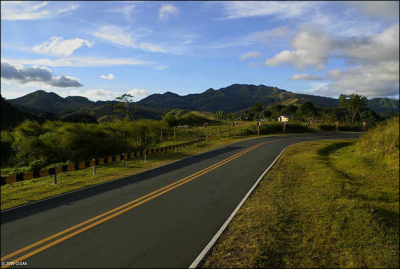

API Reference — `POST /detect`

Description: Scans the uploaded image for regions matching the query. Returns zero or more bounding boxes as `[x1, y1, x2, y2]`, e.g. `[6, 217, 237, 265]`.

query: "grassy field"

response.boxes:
[202, 135, 399, 268]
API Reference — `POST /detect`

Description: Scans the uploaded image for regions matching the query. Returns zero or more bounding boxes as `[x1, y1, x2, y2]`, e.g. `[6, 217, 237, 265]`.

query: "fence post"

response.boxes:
[53, 166, 57, 185]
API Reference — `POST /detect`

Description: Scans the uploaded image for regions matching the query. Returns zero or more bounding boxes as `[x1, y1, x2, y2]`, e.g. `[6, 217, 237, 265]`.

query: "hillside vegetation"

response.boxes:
[204, 117, 399, 268]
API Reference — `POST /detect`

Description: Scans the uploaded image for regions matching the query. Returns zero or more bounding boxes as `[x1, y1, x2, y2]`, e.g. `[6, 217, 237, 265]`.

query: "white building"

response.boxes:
[278, 115, 289, 122]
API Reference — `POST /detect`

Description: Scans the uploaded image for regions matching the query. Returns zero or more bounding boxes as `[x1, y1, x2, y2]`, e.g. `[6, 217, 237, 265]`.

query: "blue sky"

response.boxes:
[1, 1, 399, 102]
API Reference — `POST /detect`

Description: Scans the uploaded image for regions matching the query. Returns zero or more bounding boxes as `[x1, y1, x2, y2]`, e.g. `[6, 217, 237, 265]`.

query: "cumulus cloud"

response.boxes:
[1, 62, 83, 88]
[126, 88, 150, 100]
[290, 74, 324, 81]
[326, 61, 399, 98]
[32, 37, 93, 57]
[1, 1, 79, 20]
[266, 28, 335, 70]
[100, 73, 115, 80]
[239, 51, 263, 61]
[340, 23, 399, 64]
[159, 4, 179, 21]
[266, 23, 399, 70]
[348, 1, 399, 20]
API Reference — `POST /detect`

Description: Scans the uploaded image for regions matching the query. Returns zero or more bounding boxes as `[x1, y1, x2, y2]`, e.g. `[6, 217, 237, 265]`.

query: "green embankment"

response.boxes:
[203, 117, 399, 268]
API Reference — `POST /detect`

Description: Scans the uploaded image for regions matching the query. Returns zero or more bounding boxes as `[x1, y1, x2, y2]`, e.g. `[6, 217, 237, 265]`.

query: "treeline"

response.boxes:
[0, 119, 177, 171]
[240, 96, 383, 127]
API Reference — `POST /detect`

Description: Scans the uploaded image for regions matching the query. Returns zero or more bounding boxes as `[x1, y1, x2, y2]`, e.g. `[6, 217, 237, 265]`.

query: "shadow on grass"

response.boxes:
[1, 145, 242, 224]
[317, 141, 399, 238]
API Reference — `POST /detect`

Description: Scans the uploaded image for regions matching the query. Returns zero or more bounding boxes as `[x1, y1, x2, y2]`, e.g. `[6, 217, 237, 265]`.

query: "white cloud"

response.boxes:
[1, 61, 83, 88]
[32, 37, 93, 57]
[69, 89, 119, 101]
[100, 73, 115, 80]
[92, 24, 166, 53]
[218, 1, 316, 20]
[126, 88, 150, 100]
[239, 51, 263, 61]
[266, 28, 335, 70]
[348, 1, 399, 20]
[2, 57, 150, 67]
[155, 66, 168, 70]
[106, 4, 135, 20]
[266, 23, 399, 70]
[93, 25, 136, 47]
[159, 4, 179, 21]
[340, 23, 399, 64]
[326, 61, 399, 98]
[290, 74, 324, 81]
[1, 1, 79, 20]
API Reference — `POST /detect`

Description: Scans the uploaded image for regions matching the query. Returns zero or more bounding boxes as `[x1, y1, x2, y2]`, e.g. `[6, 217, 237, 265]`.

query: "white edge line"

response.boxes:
[188, 141, 303, 268]
[0, 135, 283, 213]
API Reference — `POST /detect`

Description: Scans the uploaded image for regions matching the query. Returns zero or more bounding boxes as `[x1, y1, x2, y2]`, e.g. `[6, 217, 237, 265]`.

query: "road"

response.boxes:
[1, 133, 360, 268]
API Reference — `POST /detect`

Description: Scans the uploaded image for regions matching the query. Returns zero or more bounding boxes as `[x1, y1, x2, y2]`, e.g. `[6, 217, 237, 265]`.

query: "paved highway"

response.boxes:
[1, 133, 360, 268]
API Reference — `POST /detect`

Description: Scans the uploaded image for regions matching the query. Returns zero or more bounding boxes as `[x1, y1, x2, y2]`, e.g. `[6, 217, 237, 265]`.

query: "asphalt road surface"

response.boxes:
[1, 133, 361, 268]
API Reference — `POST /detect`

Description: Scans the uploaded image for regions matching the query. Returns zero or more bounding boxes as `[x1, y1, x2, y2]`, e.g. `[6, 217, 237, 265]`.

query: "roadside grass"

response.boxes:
[1, 132, 291, 211]
[202, 138, 399, 268]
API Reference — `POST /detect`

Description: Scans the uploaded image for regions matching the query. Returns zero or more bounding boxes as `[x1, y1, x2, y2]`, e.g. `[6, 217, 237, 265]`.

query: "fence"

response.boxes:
[0, 139, 205, 186]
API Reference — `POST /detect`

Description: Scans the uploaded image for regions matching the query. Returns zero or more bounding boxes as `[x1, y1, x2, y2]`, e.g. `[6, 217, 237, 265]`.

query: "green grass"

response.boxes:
[1, 132, 292, 211]
[203, 139, 399, 268]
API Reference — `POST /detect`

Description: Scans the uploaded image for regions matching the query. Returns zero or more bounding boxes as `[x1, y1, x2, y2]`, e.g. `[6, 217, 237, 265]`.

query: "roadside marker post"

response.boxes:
[282, 122, 287, 133]
[232, 121, 236, 136]
[144, 149, 147, 162]
[204, 122, 208, 141]
[335, 121, 339, 133]
[257, 121, 260, 135]
[363, 121, 367, 132]
[93, 159, 96, 175]
[122, 153, 125, 167]
[52, 166, 57, 185]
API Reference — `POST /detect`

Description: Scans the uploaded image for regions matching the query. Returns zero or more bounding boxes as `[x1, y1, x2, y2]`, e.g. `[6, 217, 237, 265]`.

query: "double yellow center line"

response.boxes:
[1, 139, 281, 268]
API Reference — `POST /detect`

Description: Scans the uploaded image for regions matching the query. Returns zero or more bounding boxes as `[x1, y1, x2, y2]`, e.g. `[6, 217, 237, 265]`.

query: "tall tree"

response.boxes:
[252, 102, 264, 118]
[114, 93, 139, 121]
[339, 94, 368, 125]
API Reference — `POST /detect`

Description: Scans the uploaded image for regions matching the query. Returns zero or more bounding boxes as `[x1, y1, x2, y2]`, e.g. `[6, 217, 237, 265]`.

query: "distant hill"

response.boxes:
[6, 85, 399, 123]
[1, 96, 39, 130]
[139, 84, 399, 114]
[138, 84, 340, 112]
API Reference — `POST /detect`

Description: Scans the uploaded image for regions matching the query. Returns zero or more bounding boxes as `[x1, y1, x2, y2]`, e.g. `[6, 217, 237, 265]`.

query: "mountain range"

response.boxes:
[4, 84, 399, 124]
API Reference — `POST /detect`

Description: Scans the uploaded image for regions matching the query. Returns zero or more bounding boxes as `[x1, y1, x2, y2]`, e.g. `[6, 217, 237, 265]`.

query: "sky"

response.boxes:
[1, 1, 399, 102]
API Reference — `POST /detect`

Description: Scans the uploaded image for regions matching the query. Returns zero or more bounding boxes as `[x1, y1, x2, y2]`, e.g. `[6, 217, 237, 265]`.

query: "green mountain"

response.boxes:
[138, 84, 341, 112]
[139, 84, 399, 114]
[6, 85, 399, 123]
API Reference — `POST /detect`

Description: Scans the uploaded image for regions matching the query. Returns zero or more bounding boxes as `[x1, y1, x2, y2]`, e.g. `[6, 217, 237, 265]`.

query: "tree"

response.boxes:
[225, 112, 238, 121]
[114, 93, 139, 121]
[263, 110, 272, 118]
[270, 104, 285, 119]
[252, 102, 263, 113]
[296, 101, 317, 121]
[339, 94, 368, 125]
[282, 104, 298, 117]
[215, 110, 224, 120]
